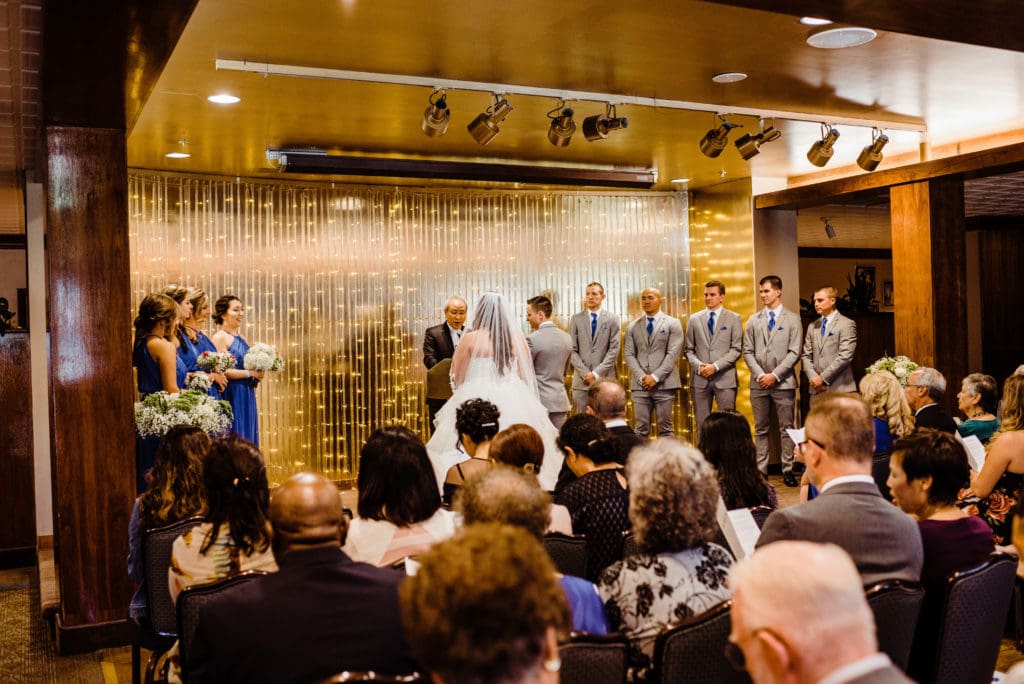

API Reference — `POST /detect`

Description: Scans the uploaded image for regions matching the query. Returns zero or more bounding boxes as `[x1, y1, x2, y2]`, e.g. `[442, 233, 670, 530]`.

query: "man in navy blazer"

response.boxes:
[188, 473, 419, 683]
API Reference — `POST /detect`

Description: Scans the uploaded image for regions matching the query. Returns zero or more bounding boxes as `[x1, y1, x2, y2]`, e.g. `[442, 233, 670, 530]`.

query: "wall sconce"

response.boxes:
[421, 89, 451, 137]
[699, 115, 739, 158]
[734, 119, 782, 160]
[467, 94, 513, 145]
[807, 124, 841, 167]
[547, 101, 576, 147]
[857, 127, 889, 171]
[582, 104, 628, 142]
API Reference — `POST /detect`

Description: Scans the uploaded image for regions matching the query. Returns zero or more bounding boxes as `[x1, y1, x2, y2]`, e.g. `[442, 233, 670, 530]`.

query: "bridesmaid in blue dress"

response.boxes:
[212, 294, 264, 444]
[180, 288, 227, 399]
[132, 293, 187, 493]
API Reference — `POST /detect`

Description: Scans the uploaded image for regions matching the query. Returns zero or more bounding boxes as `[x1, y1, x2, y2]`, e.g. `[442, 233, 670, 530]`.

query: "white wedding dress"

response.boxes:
[426, 355, 563, 492]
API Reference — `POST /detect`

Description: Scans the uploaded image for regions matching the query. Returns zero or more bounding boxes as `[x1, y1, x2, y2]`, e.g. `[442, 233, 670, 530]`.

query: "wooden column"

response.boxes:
[0, 331, 35, 567]
[890, 177, 968, 408]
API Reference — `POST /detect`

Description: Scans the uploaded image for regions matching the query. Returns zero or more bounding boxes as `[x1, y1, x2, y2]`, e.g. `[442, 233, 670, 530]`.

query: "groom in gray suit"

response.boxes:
[801, 286, 858, 399]
[568, 282, 620, 414]
[743, 275, 802, 485]
[684, 280, 743, 429]
[624, 287, 684, 437]
[757, 394, 923, 585]
[526, 295, 572, 428]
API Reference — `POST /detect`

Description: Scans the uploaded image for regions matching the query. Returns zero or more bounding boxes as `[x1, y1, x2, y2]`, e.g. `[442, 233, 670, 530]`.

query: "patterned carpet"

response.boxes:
[0, 568, 106, 683]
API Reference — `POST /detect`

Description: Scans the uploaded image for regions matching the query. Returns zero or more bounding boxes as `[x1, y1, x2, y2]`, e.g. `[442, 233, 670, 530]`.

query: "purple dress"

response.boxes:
[223, 334, 258, 444]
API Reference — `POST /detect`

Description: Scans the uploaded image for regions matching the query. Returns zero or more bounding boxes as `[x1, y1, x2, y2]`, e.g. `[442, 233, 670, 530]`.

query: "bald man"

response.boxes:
[189, 473, 419, 683]
[624, 287, 684, 437]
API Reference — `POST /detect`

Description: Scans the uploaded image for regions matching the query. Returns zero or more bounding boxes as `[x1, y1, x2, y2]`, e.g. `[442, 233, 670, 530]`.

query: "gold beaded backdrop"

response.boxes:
[129, 172, 690, 484]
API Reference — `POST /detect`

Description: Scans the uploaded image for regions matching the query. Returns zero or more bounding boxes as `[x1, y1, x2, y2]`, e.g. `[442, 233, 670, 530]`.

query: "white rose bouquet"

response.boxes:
[866, 354, 919, 386]
[134, 389, 233, 437]
[243, 343, 285, 372]
[188, 372, 213, 393]
[197, 350, 236, 373]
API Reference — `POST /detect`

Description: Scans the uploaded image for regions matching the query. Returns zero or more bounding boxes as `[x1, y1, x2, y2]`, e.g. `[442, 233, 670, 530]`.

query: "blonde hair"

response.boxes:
[998, 374, 1024, 434]
[859, 371, 914, 439]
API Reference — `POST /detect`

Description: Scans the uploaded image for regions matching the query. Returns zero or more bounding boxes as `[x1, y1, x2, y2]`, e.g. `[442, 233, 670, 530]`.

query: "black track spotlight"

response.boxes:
[547, 101, 576, 147]
[582, 104, 628, 142]
[807, 124, 841, 167]
[421, 89, 451, 137]
[857, 127, 889, 171]
[699, 115, 740, 158]
[467, 94, 513, 146]
[734, 119, 782, 160]
[822, 217, 837, 239]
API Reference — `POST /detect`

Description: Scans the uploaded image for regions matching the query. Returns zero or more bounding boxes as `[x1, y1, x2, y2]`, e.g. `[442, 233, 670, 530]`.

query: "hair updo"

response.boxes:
[213, 294, 241, 325]
[455, 399, 501, 444]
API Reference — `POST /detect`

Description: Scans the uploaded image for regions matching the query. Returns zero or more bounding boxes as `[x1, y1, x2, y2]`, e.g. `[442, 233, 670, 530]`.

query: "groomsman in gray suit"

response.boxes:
[526, 295, 573, 429]
[684, 280, 743, 429]
[568, 282, 620, 414]
[624, 287, 684, 437]
[801, 286, 858, 399]
[743, 275, 802, 485]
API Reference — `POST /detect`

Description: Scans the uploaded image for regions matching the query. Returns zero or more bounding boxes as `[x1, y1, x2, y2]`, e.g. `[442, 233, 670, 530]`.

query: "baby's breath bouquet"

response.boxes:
[866, 354, 919, 386]
[188, 372, 213, 393]
[243, 343, 285, 372]
[197, 350, 236, 373]
[135, 389, 233, 437]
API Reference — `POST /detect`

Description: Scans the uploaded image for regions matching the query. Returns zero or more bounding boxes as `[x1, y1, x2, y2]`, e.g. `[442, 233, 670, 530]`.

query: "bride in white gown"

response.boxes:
[426, 292, 563, 492]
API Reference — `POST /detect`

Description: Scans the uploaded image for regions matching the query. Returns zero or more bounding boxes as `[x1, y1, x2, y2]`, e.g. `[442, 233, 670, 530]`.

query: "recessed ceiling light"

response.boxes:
[712, 72, 747, 84]
[670, 178, 690, 184]
[165, 151, 190, 159]
[807, 26, 878, 49]
[207, 93, 241, 104]
[800, 17, 833, 26]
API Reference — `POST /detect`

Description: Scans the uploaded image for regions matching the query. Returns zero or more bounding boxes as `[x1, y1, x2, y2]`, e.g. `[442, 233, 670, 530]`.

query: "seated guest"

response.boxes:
[188, 472, 420, 683]
[442, 398, 500, 503]
[400, 523, 570, 684]
[905, 366, 957, 433]
[961, 373, 1024, 544]
[456, 467, 608, 634]
[697, 410, 777, 510]
[860, 370, 915, 499]
[344, 426, 457, 565]
[887, 430, 995, 683]
[587, 379, 646, 464]
[490, 423, 573, 533]
[757, 394, 923, 585]
[729, 541, 912, 684]
[554, 414, 630, 581]
[168, 436, 278, 601]
[128, 425, 208, 620]
[956, 372, 1000, 443]
[597, 438, 733, 682]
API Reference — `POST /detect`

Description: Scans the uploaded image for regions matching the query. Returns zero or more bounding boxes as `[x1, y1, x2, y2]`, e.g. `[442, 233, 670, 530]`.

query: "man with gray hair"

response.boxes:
[904, 366, 956, 433]
[756, 393, 923, 585]
[587, 379, 645, 464]
[423, 296, 469, 431]
[729, 541, 912, 684]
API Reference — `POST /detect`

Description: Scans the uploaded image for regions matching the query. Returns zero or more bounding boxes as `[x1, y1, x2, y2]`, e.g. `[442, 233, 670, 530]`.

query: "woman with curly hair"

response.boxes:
[442, 398, 500, 503]
[956, 372, 1000, 443]
[697, 410, 777, 510]
[345, 426, 458, 565]
[859, 370, 915, 500]
[127, 425, 209, 620]
[168, 436, 278, 601]
[400, 523, 570, 684]
[597, 439, 733, 682]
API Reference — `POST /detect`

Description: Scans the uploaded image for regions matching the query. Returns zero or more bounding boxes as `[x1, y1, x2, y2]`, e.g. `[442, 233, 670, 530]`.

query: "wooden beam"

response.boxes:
[965, 215, 1024, 231]
[756, 141, 1024, 209]
[700, 0, 1024, 53]
[798, 247, 892, 260]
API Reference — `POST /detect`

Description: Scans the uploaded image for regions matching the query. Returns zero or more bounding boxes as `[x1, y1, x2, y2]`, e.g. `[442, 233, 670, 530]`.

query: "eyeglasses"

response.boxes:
[797, 436, 827, 454]
[905, 383, 924, 389]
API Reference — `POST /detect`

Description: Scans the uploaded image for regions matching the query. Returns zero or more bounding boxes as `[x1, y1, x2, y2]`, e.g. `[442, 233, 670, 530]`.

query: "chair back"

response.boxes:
[933, 553, 1016, 684]
[543, 532, 588, 578]
[314, 673, 425, 683]
[176, 570, 269, 683]
[559, 633, 628, 684]
[653, 600, 752, 684]
[864, 579, 924, 671]
[621, 531, 642, 558]
[747, 505, 773, 529]
[143, 516, 206, 637]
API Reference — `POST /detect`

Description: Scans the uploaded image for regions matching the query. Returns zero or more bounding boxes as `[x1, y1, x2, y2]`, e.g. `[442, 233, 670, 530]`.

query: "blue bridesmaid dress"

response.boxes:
[134, 336, 187, 493]
[195, 331, 223, 400]
[223, 334, 259, 444]
[179, 330, 223, 400]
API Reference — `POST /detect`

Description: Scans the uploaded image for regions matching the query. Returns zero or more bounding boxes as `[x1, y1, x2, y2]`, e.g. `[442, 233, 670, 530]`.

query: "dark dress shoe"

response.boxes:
[783, 472, 799, 487]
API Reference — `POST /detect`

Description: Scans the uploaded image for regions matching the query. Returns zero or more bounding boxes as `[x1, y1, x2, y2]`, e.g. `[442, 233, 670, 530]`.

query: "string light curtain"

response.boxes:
[129, 172, 690, 484]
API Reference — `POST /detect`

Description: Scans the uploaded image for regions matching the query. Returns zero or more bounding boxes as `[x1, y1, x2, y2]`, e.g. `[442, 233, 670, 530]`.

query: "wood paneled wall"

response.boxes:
[978, 226, 1024, 384]
[0, 331, 35, 566]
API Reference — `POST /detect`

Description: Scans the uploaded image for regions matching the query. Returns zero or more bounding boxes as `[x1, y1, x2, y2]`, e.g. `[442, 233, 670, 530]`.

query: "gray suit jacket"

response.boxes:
[801, 310, 858, 393]
[756, 480, 924, 585]
[624, 312, 684, 391]
[568, 310, 620, 390]
[684, 308, 743, 389]
[742, 307, 802, 390]
[528, 322, 572, 413]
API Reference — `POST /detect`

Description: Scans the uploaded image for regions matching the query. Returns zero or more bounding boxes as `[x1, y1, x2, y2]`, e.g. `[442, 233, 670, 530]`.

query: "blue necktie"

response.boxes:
[708, 311, 716, 336]
[646, 317, 654, 336]
[591, 312, 597, 338]
[768, 311, 776, 332]
[821, 316, 828, 338]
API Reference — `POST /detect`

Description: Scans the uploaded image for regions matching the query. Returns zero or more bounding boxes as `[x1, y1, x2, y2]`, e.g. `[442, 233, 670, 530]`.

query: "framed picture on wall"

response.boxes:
[882, 280, 894, 307]
[855, 265, 877, 301]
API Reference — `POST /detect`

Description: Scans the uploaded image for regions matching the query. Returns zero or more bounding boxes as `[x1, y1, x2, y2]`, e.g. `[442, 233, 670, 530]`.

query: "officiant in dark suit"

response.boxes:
[423, 296, 468, 432]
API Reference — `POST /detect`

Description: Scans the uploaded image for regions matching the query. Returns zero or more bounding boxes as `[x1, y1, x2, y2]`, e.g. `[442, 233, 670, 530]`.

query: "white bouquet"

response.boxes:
[866, 354, 919, 386]
[188, 372, 213, 392]
[196, 350, 236, 373]
[134, 389, 233, 437]
[243, 343, 285, 372]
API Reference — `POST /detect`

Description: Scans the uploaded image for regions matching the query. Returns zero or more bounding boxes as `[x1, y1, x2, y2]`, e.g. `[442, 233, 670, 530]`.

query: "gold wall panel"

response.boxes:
[129, 173, 690, 483]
